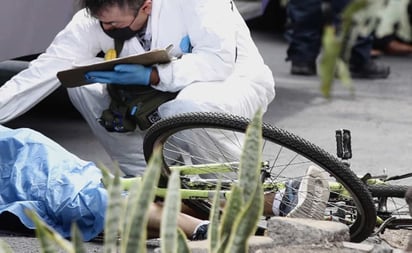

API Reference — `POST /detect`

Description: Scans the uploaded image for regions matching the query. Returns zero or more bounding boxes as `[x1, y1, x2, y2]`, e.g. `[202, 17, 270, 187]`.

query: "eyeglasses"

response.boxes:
[101, 17, 136, 29]
[99, 10, 138, 29]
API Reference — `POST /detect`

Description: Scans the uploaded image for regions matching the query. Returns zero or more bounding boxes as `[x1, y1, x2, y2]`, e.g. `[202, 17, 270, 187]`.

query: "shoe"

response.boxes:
[279, 166, 330, 220]
[291, 61, 317, 76]
[350, 60, 390, 79]
[191, 221, 209, 240]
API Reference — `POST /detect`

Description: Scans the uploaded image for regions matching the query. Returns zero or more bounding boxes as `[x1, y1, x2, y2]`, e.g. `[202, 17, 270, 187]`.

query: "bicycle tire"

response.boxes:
[143, 112, 376, 242]
[368, 184, 409, 198]
[368, 184, 410, 223]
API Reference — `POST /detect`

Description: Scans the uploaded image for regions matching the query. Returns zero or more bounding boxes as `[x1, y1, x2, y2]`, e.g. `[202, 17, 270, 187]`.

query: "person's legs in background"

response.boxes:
[332, 0, 390, 79]
[348, 34, 390, 78]
[286, 0, 390, 79]
[285, 0, 323, 75]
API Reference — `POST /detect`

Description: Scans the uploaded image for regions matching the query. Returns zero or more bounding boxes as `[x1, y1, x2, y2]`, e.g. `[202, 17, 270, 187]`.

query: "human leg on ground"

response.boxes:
[146, 202, 209, 240]
[263, 166, 330, 219]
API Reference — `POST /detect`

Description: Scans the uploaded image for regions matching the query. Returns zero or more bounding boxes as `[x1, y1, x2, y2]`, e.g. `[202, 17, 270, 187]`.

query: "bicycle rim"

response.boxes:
[143, 112, 376, 242]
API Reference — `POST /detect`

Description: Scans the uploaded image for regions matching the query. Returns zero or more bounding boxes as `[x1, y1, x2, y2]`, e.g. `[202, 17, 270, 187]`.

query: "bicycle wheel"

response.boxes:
[143, 112, 376, 242]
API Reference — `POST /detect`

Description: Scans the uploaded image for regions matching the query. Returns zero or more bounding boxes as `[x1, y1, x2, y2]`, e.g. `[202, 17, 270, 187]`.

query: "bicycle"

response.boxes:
[136, 111, 377, 243]
[334, 129, 412, 235]
[366, 174, 412, 235]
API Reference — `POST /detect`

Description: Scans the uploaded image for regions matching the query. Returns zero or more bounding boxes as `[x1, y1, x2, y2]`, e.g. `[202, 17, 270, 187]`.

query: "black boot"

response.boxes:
[291, 61, 317, 76]
[350, 60, 390, 79]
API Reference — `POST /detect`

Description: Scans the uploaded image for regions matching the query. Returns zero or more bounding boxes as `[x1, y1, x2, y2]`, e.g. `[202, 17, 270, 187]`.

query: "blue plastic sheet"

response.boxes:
[0, 125, 107, 241]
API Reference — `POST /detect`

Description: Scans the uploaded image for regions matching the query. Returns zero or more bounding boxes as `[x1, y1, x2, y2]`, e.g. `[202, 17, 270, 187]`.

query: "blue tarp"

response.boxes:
[0, 125, 107, 241]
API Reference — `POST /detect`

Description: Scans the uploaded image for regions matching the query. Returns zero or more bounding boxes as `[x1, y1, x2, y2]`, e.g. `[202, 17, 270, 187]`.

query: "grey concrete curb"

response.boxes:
[175, 218, 406, 253]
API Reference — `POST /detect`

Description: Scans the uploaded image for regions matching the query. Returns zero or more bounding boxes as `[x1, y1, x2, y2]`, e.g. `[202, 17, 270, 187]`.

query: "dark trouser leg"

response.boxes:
[349, 36, 373, 66]
[285, 0, 323, 63]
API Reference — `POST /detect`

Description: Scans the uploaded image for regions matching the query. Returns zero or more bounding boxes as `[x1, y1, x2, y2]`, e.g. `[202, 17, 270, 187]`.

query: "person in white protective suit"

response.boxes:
[0, 0, 275, 176]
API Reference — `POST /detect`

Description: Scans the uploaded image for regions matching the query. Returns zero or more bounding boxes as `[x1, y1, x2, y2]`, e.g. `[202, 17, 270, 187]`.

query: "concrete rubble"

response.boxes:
[152, 217, 410, 253]
[2, 216, 408, 252]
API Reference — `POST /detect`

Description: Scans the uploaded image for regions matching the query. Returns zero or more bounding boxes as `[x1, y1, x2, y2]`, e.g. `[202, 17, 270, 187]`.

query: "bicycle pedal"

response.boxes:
[255, 226, 266, 236]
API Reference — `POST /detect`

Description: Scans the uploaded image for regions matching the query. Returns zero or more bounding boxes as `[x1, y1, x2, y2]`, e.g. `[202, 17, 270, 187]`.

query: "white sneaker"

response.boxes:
[280, 165, 330, 220]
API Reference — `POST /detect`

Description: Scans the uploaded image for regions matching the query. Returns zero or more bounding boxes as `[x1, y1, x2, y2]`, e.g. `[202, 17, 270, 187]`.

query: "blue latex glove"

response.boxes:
[180, 35, 192, 54]
[85, 64, 152, 86]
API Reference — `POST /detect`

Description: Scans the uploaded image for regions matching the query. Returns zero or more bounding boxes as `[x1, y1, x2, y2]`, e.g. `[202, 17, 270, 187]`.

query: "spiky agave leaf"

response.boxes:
[121, 147, 162, 253]
[0, 239, 14, 253]
[238, 108, 262, 204]
[208, 178, 222, 253]
[71, 224, 86, 253]
[160, 168, 183, 253]
[222, 109, 264, 252]
[335, 58, 353, 92]
[97, 162, 115, 189]
[215, 185, 243, 253]
[120, 170, 143, 252]
[103, 168, 123, 253]
[224, 182, 263, 253]
[176, 229, 191, 253]
[318, 0, 368, 98]
[25, 210, 74, 253]
[319, 25, 341, 98]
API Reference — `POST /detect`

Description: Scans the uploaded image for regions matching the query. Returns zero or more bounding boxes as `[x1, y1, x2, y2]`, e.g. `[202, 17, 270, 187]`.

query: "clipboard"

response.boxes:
[57, 48, 171, 88]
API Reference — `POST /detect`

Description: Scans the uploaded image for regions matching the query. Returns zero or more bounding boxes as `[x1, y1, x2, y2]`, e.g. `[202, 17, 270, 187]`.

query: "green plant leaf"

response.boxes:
[224, 183, 263, 253]
[335, 59, 353, 93]
[318, 0, 371, 98]
[122, 147, 162, 253]
[340, 0, 368, 62]
[98, 162, 114, 189]
[238, 108, 262, 203]
[218, 109, 264, 252]
[0, 240, 14, 253]
[208, 178, 222, 252]
[319, 25, 340, 98]
[176, 228, 191, 253]
[161, 168, 183, 253]
[215, 185, 243, 253]
[120, 176, 141, 191]
[25, 210, 74, 253]
[71, 224, 86, 253]
[103, 168, 123, 253]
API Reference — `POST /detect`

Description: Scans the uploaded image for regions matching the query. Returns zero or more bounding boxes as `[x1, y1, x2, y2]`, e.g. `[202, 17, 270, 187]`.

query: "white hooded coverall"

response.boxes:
[0, 0, 275, 176]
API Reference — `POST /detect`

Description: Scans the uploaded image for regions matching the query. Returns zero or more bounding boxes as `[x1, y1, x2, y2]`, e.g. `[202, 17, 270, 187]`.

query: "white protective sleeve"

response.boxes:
[0, 9, 104, 123]
[151, 0, 237, 92]
[152, 0, 275, 111]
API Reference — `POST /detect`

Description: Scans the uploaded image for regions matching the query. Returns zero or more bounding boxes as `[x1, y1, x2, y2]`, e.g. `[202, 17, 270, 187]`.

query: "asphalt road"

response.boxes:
[2, 20, 412, 252]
